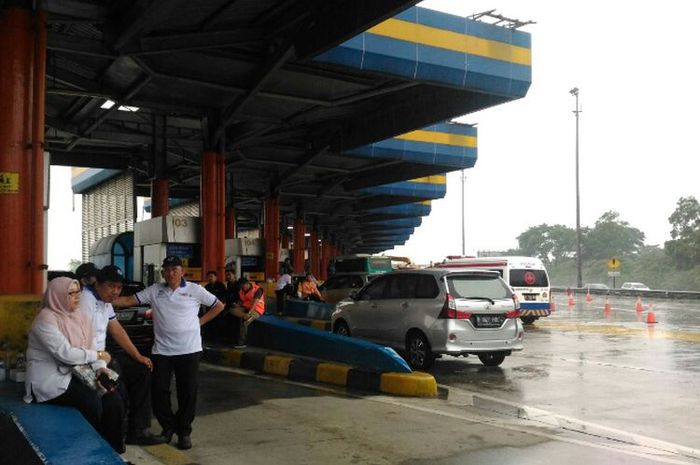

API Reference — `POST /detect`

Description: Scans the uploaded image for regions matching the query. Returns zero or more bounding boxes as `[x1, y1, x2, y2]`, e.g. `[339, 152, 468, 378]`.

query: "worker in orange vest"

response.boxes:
[230, 278, 265, 348]
[301, 273, 324, 302]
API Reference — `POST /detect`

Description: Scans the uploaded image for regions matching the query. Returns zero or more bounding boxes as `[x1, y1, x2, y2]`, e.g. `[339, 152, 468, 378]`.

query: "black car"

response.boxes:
[105, 281, 154, 355]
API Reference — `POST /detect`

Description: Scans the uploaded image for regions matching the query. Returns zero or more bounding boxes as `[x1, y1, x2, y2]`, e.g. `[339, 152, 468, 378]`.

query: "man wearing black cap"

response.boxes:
[114, 256, 225, 450]
[75, 262, 98, 288]
[81, 265, 165, 446]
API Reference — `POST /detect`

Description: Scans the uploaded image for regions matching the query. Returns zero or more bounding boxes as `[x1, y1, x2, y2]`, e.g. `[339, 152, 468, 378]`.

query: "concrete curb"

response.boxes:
[279, 316, 332, 331]
[203, 347, 438, 398]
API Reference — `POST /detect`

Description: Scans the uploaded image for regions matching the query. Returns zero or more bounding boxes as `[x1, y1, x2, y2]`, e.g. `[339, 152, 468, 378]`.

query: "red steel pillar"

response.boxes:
[151, 178, 169, 218]
[0, 4, 46, 293]
[309, 228, 320, 278]
[263, 197, 280, 280]
[281, 231, 289, 249]
[201, 151, 225, 280]
[293, 217, 305, 273]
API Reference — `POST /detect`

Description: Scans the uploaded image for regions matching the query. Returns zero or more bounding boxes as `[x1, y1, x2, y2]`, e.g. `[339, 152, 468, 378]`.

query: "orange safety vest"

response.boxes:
[239, 283, 265, 315]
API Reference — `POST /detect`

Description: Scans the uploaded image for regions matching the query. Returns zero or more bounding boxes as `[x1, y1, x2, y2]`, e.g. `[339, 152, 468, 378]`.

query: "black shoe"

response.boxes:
[177, 434, 192, 450]
[126, 430, 167, 446]
[160, 429, 174, 445]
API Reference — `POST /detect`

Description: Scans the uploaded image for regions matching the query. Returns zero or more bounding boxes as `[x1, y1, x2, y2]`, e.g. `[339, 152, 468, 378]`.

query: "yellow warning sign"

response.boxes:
[607, 257, 621, 270]
[0, 172, 19, 194]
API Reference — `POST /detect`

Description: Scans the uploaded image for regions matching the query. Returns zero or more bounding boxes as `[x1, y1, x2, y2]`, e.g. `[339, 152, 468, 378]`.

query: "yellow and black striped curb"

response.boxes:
[277, 316, 331, 332]
[203, 347, 437, 397]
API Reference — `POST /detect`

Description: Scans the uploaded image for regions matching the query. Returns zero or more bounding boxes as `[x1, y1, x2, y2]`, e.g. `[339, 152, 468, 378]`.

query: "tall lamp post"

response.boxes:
[461, 169, 466, 256]
[570, 87, 583, 288]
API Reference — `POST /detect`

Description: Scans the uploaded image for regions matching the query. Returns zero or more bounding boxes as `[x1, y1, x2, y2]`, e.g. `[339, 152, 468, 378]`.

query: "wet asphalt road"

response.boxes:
[126, 294, 700, 465]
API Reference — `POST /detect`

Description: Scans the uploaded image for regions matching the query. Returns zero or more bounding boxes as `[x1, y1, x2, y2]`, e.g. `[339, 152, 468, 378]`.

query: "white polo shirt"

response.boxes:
[135, 279, 217, 356]
[80, 287, 116, 351]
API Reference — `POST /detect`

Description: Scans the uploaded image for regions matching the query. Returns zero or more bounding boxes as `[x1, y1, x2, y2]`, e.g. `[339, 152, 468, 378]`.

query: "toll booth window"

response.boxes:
[509, 269, 549, 287]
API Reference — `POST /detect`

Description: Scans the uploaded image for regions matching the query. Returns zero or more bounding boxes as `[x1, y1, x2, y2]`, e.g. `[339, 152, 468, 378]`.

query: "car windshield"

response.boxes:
[447, 274, 511, 300]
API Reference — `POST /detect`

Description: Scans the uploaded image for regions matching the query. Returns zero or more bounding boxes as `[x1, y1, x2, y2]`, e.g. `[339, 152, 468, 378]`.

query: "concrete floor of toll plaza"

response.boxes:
[121, 293, 700, 465]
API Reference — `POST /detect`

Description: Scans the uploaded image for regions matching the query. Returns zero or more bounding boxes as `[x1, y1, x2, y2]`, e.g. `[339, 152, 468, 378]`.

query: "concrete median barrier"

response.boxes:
[248, 315, 411, 373]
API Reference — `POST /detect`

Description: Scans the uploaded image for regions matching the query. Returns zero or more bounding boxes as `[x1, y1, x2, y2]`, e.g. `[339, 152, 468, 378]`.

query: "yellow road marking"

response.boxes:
[536, 321, 700, 343]
[143, 444, 192, 465]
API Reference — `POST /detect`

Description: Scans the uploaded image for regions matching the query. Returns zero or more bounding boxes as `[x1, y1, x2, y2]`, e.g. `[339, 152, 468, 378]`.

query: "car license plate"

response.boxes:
[524, 294, 537, 301]
[475, 315, 504, 328]
[116, 310, 135, 322]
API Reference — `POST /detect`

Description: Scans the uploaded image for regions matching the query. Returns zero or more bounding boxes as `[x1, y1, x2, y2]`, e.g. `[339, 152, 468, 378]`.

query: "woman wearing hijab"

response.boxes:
[23, 277, 125, 453]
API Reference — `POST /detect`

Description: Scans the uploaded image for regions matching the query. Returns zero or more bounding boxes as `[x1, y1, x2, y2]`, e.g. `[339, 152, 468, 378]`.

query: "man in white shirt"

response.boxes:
[114, 256, 225, 450]
[80, 265, 165, 446]
[275, 270, 292, 314]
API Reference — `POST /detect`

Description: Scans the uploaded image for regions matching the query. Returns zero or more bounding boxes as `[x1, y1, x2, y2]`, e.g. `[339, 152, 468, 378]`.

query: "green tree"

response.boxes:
[665, 196, 700, 269]
[517, 224, 576, 264]
[583, 211, 645, 259]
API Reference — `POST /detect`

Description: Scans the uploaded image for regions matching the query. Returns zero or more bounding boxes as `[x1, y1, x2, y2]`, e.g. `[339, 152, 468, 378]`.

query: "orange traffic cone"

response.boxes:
[568, 295, 575, 306]
[604, 297, 612, 313]
[550, 299, 557, 311]
[585, 290, 592, 303]
[646, 304, 657, 324]
[635, 296, 644, 312]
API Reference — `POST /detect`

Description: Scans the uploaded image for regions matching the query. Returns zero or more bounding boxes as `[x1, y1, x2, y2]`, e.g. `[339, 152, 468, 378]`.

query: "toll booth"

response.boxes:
[88, 232, 135, 281]
[225, 238, 265, 282]
[134, 215, 201, 285]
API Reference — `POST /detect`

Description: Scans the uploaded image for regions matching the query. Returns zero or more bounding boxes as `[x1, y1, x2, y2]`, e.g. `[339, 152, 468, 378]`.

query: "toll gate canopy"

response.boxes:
[44, 0, 532, 253]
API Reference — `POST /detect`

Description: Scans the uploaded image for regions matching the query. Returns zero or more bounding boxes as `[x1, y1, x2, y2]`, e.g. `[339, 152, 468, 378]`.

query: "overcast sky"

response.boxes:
[48, 1, 700, 269]
[390, 0, 700, 263]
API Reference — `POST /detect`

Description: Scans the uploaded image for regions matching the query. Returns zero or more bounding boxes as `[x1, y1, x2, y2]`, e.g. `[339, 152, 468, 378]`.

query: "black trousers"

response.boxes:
[111, 353, 152, 433]
[275, 290, 286, 314]
[151, 352, 201, 436]
[46, 376, 125, 453]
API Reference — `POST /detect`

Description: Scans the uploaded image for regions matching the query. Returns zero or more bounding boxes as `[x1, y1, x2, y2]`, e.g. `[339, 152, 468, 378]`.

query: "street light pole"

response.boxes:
[570, 87, 583, 288]
[461, 169, 466, 256]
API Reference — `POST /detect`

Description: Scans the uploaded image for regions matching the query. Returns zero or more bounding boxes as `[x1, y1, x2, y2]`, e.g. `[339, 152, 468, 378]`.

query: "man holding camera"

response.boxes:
[80, 265, 165, 446]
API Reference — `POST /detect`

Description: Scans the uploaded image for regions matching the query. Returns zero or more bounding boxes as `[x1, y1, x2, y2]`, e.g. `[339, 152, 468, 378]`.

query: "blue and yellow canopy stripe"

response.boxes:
[315, 6, 531, 98]
[365, 218, 422, 228]
[362, 175, 447, 199]
[347, 122, 477, 169]
[364, 202, 432, 217]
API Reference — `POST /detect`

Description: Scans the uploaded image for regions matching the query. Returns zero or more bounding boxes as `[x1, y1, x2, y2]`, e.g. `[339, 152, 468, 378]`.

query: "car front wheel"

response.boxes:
[478, 352, 507, 367]
[333, 320, 351, 337]
[405, 331, 434, 370]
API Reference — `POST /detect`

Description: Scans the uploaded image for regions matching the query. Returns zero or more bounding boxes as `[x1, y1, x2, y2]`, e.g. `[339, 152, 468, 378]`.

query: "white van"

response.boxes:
[435, 256, 551, 324]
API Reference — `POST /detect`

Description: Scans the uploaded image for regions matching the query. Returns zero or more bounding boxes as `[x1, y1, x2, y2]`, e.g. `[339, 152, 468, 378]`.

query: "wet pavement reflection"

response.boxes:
[431, 294, 700, 450]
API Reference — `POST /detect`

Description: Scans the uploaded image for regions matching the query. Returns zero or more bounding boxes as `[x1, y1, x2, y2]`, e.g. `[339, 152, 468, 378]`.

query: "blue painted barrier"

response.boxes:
[0, 399, 123, 465]
[249, 315, 412, 373]
[281, 298, 336, 320]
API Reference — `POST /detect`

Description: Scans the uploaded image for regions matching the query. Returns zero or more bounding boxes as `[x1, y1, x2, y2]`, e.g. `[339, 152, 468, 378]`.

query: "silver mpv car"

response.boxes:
[331, 269, 524, 369]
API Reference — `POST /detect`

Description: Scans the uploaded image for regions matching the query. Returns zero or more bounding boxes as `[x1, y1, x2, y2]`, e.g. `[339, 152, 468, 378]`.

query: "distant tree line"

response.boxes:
[509, 196, 700, 272]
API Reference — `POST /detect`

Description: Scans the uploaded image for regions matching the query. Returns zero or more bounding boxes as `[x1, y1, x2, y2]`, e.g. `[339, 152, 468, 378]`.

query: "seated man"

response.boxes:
[301, 273, 324, 302]
[80, 265, 165, 446]
[230, 278, 265, 348]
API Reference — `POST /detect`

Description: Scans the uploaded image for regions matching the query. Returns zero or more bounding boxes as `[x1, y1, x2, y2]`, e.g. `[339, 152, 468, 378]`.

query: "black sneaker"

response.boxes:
[177, 434, 192, 450]
[126, 430, 167, 446]
[160, 429, 174, 445]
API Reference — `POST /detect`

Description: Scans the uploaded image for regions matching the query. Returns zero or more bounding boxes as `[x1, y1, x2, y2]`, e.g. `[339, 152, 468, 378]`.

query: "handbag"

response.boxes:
[71, 364, 119, 396]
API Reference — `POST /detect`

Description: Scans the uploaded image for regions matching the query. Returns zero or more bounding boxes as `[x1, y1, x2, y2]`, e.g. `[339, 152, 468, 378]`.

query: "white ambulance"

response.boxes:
[436, 256, 551, 324]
